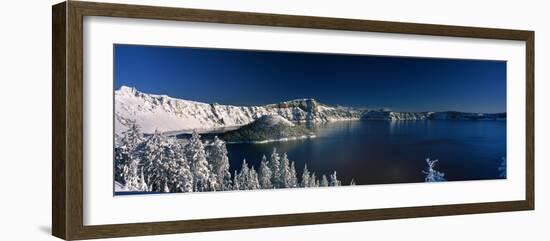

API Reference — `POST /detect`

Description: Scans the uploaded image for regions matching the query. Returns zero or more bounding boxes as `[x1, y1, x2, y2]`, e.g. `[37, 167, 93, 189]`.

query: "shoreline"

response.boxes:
[155, 118, 506, 136]
[226, 134, 317, 144]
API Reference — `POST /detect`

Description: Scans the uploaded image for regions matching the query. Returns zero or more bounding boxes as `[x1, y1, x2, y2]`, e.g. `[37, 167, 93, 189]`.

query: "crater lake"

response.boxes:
[225, 120, 506, 186]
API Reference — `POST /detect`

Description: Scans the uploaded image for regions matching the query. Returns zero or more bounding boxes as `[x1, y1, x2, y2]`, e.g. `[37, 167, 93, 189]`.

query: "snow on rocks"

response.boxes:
[115, 86, 360, 134]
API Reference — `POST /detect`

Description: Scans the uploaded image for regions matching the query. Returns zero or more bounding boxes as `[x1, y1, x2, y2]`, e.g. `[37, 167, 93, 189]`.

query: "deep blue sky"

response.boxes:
[114, 44, 506, 113]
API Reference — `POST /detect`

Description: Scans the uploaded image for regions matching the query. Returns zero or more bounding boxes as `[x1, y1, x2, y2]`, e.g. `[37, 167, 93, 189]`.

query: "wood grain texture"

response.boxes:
[525, 32, 535, 209]
[74, 201, 530, 240]
[51, 1, 535, 240]
[52, 2, 67, 239]
[66, 1, 85, 240]
[72, 1, 533, 40]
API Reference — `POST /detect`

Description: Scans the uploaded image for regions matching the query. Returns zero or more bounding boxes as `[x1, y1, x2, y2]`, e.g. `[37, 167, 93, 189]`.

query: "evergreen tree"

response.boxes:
[138, 168, 149, 191]
[309, 172, 317, 188]
[422, 158, 446, 182]
[115, 120, 145, 185]
[185, 131, 214, 192]
[206, 136, 232, 190]
[122, 159, 143, 191]
[269, 148, 281, 188]
[320, 174, 329, 187]
[349, 179, 356, 186]
[289, 161, 298, 188]
[142, 130, 171, 192]
[329, 171, 341, 187]
[236, 159, 250, 190]
[232, 170, 240, 190]
[301, 164, 311, 188]
[279, 153, 292, 188]
[258, 155, 272, 189]
[171, 140, 193, 192]
[161, 138, 181, 192]
[247, 167, 261, 190]
[207, 166, 220, 191]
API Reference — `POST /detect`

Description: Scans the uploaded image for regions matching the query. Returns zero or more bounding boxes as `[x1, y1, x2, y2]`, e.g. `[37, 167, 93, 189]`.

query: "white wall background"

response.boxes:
[0, 0, 547, 240]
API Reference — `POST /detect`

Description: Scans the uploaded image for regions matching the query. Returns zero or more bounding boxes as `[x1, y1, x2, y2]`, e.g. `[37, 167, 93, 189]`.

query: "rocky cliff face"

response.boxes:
[115, 86, 361, 134]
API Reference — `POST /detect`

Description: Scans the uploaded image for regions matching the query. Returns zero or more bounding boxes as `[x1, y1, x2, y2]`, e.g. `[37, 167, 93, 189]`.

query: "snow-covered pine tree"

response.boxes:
[161, 138, 183, 192]
[142, 130, 171, 192]
[279, 153, 292, 188]
[170, 140, 193, 193]
[309, 172, 317, 188]
[269, 148, 281, 188]
[247, 167, 261, 190]
[301, 164, 311, 188]
[115, 120, 145, 185]
[349, 179, 356, 186]
[258, 155, 272, 189]
[123, 156, 143, 191]
[185, 131, 215, 192]
[236, 159, 250, 190]
[320, 174, 329, 187]
[232, 170, 240, 190]
[207, 166, 220, 191]
[114, 136, 125, 184]
[138, 168, 149, 191]
[329, 171, 341, 187]
[289, 161, 298, 188]
[206, 136, 232, 191]
[422, 158, 446, 182]
[120, 134, 145, 191]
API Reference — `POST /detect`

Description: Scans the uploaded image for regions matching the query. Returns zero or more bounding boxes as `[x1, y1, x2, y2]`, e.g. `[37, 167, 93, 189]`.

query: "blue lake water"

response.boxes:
[226, 120, 506, 186]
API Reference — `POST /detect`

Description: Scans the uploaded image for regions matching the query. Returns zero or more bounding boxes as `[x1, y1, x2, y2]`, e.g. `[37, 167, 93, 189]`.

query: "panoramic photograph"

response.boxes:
[113, 44, 507, 195]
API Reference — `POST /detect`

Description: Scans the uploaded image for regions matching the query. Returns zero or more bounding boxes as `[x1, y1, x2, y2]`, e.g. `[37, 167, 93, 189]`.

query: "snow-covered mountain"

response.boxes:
[115, 86, 505, 134]
[115, 86, 362, 134]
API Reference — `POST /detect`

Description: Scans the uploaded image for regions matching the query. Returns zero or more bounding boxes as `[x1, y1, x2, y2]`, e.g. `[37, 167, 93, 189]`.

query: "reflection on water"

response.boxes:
[226, 120, 506, 186]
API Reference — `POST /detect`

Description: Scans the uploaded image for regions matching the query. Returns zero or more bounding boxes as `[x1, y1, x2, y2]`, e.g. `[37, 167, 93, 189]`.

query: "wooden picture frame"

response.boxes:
[52, 1, 534, 240]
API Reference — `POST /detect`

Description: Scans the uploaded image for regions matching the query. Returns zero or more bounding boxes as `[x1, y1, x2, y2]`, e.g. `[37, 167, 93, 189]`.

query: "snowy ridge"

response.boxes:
[115, 86, 362, 134]
[115, 86, 506, 134]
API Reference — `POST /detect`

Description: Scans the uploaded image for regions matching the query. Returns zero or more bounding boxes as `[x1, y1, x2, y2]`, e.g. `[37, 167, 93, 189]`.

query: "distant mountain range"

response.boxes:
[115, 86, 506, 134]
